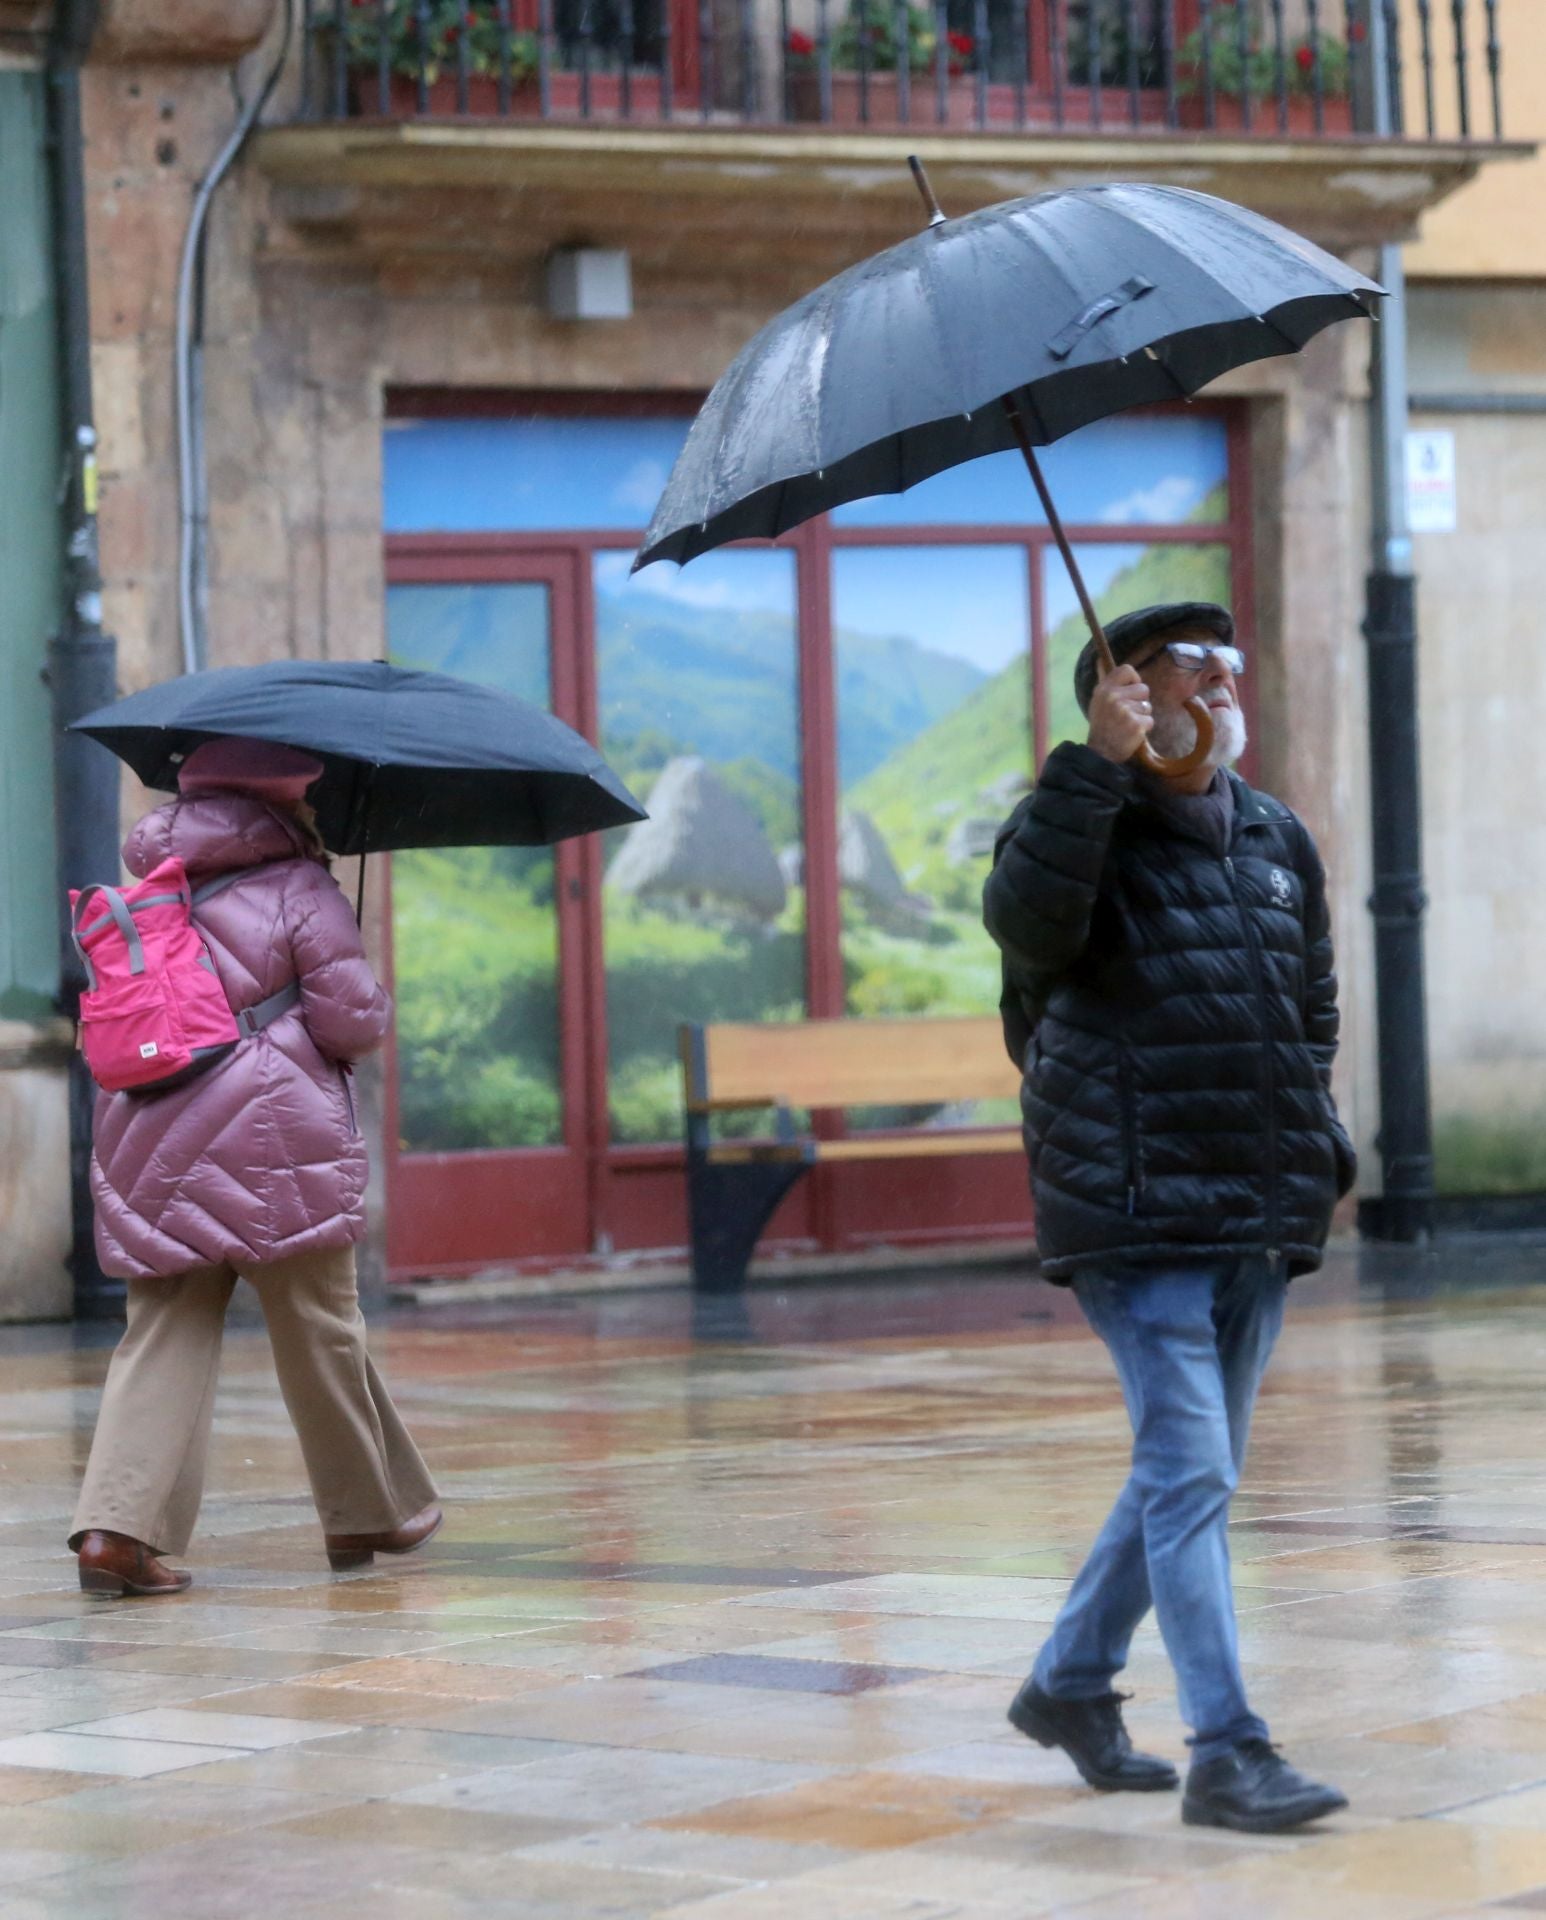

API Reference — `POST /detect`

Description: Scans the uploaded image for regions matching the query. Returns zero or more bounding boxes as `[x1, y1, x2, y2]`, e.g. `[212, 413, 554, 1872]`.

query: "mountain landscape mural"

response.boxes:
[386, 501, 1234, 1151]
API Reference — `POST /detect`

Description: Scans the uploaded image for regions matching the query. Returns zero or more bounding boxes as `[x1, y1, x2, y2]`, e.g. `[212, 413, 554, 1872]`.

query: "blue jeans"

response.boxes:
[1032, 1257, 1286, 1764]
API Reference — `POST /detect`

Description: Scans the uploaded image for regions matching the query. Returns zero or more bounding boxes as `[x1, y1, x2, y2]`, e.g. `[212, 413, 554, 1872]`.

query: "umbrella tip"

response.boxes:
[907, 155, 947, 228]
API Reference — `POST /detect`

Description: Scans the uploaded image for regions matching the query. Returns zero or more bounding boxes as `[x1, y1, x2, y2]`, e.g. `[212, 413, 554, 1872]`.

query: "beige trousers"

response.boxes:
[70, 1243, 438, 1556]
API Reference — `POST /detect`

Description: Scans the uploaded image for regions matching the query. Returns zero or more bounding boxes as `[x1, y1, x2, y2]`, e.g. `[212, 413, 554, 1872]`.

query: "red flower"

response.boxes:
[787, 28, 815, 54]
[947, 30, 974, 55]
[1350, 20, 1366, 39]
[1295, 42, 1314, 70]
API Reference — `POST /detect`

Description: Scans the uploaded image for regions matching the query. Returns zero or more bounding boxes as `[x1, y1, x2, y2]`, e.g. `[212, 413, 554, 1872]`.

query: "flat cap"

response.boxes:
[1073, 601, 1235, 715]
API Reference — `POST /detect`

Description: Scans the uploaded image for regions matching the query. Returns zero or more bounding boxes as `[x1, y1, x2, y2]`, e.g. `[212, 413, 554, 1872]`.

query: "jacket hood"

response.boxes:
[124, 791, 316, 880]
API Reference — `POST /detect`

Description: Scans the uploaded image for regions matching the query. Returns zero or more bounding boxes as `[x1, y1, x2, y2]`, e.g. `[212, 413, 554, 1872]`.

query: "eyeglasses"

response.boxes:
[1141, 641, 1246, 676]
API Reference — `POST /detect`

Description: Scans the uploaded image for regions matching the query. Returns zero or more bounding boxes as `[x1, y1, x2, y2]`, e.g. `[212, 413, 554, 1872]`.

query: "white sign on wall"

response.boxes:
[1406, 429, 1458, 533]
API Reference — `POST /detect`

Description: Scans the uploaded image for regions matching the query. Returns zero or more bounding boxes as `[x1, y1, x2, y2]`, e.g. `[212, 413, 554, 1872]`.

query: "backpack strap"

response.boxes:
[71, 886, 144, 992]
[235, 980, 301, 1040]
[192, 871, 301, 1042]
[191, 871, 252, 907]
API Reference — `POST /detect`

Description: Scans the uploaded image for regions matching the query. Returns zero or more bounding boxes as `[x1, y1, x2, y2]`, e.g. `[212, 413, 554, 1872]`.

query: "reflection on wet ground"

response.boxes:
[3, 1238, 1546, 1917]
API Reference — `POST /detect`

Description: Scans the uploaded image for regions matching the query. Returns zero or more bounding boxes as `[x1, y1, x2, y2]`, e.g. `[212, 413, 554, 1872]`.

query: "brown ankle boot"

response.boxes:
[77, 1530, 192, 1598]
[324, 1502, 443, 1571]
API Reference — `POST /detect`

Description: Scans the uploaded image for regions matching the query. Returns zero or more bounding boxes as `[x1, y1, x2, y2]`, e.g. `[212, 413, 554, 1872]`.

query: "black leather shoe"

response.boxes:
[1183, 1737, 1348, 1833]
[1008, 1679, 1179, 1792]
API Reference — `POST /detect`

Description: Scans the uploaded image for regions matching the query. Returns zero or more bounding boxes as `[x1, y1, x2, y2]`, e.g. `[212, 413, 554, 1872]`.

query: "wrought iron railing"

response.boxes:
[297, 0, 1504, 139]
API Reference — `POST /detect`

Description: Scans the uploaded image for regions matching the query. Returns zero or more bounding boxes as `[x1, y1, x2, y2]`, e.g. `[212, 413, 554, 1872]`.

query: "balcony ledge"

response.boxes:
[254, 121, 1533, 259]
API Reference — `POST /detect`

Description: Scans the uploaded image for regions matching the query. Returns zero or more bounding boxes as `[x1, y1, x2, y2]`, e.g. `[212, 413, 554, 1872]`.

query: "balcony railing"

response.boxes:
[298, 0, 1504, 140]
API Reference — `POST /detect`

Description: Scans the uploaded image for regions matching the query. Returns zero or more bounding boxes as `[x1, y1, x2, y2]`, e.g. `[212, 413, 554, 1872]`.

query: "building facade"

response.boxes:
[0, 0, 1527, 1310]
[1397, 0, 1546, 1198]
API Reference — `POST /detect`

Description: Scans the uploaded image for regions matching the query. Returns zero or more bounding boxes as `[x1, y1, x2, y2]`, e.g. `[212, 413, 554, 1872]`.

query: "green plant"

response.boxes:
[1434, 1112, 1546, 1196]
[340, 0, 538, 85]
[787, 3, 973, 77]
[1177, 6, 1354, 99]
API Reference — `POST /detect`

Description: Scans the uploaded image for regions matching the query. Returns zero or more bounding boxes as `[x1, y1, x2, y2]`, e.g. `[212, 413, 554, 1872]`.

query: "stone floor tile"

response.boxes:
[654, 1766, 1052, 1853]
[269, 1798, 591, 1852]
[89, 1646, 370, 1681]
[515, 1821, 854, 1883]
[0, 1730, 250, 1776]
[53, 1776, 355, 1826]
[773, 1843, 1148, 1912]
[0, 1850, 82, 1890]
[1434, 1783, 1546, 1830]
[185, 1746, 508, 1797]
[0, 1767, 99, 1804]
[401, 1746, 821, 1823]
[646, 1881, 971, 1919]
[633, 1652, 944, 1694]
[295, 1654, 561, 1701]
[309, 1723, 579, 1769]
[65, 1707, 361, 1749]
[174, 1681, 489, 1728]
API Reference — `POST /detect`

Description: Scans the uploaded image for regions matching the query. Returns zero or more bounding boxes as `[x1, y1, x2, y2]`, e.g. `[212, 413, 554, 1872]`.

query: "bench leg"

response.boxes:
[687, 1156, 810, 1294]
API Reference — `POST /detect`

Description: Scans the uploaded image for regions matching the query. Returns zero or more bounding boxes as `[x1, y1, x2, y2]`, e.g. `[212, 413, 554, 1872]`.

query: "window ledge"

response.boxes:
[254, 123, 1534, 257]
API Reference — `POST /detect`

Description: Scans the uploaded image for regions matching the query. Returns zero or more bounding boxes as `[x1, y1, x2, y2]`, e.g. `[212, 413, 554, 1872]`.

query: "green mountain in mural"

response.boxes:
[596, 589, 985, 791]
[849, 532, 1233, 907]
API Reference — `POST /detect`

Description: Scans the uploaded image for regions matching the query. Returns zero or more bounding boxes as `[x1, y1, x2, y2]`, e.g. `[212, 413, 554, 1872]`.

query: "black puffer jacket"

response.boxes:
[984, 741, 1355, 1282]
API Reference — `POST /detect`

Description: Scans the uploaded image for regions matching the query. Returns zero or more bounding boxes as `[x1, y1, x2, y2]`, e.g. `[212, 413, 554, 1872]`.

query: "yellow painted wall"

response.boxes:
[1402, 0, 1546, 280]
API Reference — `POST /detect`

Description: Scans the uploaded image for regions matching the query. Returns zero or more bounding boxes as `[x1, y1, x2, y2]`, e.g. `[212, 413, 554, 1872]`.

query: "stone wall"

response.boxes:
[1399, 282, 1546, 1193]
[1228, 322, 1375, 1216]
[1409, 403, 1546, 1190]
[0, 1025, 74, 1321]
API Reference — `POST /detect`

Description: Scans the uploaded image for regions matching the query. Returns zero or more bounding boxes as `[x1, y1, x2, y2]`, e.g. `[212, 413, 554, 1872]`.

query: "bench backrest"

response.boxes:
[681, 1016, 1021, 1113]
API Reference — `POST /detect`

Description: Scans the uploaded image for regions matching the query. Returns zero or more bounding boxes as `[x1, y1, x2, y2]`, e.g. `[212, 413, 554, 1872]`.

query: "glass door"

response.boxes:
[383, 552, 599, 1274]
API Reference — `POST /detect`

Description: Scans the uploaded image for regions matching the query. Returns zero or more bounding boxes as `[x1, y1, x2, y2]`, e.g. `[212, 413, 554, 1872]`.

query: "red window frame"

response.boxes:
[382, 391, 1255, 1276]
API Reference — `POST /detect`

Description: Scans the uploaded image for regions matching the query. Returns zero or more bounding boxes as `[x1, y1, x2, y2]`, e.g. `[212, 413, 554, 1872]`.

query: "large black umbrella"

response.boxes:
[72, 659, 646, 856]
[637, 172, 1383, 775]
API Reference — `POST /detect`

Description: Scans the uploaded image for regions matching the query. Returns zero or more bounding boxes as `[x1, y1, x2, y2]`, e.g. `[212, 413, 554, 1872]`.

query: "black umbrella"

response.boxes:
[637, 170, 1383, 775]
[72, 659, 646, 857]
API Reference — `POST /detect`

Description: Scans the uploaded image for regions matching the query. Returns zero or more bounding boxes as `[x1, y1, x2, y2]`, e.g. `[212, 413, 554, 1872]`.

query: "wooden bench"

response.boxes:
[678, 1015, 1024, 1292]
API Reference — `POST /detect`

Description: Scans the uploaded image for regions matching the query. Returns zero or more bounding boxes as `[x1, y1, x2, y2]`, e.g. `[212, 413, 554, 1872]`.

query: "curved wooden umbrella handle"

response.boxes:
[1133, 692, 1215, 778]
[1089, 629, 1215, 778]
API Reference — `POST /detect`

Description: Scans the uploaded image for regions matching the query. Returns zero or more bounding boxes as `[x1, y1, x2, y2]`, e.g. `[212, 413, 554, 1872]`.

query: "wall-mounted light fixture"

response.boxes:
[545, 248, 633, 320]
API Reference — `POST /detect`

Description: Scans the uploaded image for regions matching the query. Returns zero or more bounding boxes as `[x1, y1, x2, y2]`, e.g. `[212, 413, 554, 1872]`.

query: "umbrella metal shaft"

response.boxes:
[1000, 397, 1117, 677]
[1000, 393, 1212, 779]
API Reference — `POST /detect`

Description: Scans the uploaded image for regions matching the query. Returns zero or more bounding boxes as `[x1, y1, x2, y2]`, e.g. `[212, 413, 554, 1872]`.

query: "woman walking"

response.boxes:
[71, 736, 440, 1597]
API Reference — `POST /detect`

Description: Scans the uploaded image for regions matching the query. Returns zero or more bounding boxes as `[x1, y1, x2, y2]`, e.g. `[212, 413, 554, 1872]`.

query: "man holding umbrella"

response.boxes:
[983, 603, 1356, 1833]
[629, 161, 1382, 1834]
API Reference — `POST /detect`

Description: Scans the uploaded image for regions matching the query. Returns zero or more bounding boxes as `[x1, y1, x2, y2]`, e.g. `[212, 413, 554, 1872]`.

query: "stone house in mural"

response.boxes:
[607, 756, 786, 923]
[0, 0, 1540, 1313]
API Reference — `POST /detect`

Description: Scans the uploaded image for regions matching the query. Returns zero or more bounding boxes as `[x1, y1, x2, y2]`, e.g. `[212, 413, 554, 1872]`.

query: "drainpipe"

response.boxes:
[45, 0, 124, 1317]
[1360, 3, 1434, 1243]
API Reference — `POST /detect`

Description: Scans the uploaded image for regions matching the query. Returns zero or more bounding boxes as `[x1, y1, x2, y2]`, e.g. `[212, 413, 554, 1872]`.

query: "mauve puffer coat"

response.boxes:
[90, 791, 392, 1281]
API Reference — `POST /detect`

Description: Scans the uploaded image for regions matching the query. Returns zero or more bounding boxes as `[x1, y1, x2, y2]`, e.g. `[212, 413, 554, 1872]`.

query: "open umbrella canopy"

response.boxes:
[72, 660, 646, 856]
[636, 182, 1383, 571]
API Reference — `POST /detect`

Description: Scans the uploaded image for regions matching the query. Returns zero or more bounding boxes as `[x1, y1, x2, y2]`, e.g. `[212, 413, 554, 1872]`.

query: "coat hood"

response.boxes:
[124, 792, 316, 881]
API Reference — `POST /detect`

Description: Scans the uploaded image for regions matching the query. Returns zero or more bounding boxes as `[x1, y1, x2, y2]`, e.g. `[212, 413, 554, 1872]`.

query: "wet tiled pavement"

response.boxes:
[5, 1241, 1546, 1916]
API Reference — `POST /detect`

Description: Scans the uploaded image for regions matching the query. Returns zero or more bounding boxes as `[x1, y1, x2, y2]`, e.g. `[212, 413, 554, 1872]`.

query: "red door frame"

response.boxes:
[382, 545, 615, 1275]
[380, 396, 1255, 1279]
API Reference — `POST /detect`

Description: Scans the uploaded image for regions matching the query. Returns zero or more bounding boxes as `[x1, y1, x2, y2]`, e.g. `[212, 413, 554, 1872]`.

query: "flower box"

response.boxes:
[1175, 90, 1355, 135]
[352, 68, 665, 119]
[787, 68, 991, 128]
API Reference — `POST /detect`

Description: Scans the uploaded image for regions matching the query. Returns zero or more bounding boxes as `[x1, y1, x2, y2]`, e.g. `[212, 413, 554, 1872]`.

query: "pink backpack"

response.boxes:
[70, 857, 298, 1094]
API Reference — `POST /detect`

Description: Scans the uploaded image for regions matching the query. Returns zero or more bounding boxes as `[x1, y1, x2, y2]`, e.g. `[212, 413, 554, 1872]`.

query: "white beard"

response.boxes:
[1150, 698, 1248, 770]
